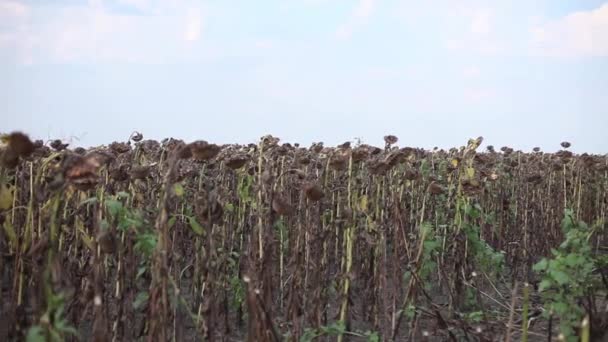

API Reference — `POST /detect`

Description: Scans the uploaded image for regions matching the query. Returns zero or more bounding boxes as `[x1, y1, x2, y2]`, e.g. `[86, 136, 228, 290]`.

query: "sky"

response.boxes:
[1, 0, 607, 153]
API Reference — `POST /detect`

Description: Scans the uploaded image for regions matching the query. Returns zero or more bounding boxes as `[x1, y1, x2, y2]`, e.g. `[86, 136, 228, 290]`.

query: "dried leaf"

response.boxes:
[0, 183, 15, 210]
[3, 220, 18, 246]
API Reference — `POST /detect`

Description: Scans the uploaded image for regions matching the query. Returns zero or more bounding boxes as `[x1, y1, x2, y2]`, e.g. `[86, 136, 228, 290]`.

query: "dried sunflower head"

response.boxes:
[310, 142, 324, 153]
[130, 165, 153, 180]
[5, 132, 35, 157]
[50, 139, 69, 151]
[130, 131, 143, 142]
[225, 154, 250, 170]
[62, 152, 109, 191]
[384, 135, 398, 146]
[272, 194, 294, 216]
[303, 181, 324, 201]
[110, 142, 130, 154]
[427, 181, 445, 195]
[189, 141, 221, 161]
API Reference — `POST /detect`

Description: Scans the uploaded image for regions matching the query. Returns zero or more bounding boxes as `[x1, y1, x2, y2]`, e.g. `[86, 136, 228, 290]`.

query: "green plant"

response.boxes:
[532, 210, 605, 341]
[133, 291, 150, 311]
[104, 192, 157, 256]
[237, 173, 254, 204]
[228, 272, 245, 311]
[4, 132, 607, 341]
[300, 321, 380, 342]
[522, 282, 529, 342]
[26, 291, 78, 342]
[419, 222, 441, 289]
[462, 202, 504, 276]
[465, 310, 483, 324]
[135, 232, 157, 258]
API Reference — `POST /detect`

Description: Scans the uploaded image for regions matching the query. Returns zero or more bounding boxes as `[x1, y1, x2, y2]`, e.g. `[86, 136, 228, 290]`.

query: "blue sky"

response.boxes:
[1, 0, 607, 153]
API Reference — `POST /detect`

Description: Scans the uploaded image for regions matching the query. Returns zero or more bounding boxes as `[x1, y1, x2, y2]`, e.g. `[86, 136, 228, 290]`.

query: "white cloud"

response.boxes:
[353, 0, 374, 19]
[0, 0, 33, 62]
[464, 87, 496, 103]
[335, 25, 353, 40]
[0, 0, 29, 33]
[335, 0, 375, 40]
[253, 39, 274, 50]
[301, 0, 330, 5]
[184, 7, 202, 42]
[531, 3, 608, 57]
[446, 37, 503, 55]
[445, 8, 504, 55]
[0, 0, 206, 64]
[117, 0, 150, 12]
[462, 66, 481, 78]
[0, 0, 28, 19]
[364, 66, 410, 80]
[470, 9, 492, 36]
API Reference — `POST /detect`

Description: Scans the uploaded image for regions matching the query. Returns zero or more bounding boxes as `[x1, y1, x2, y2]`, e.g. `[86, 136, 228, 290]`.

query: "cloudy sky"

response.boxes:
[1, 0, 607, 153]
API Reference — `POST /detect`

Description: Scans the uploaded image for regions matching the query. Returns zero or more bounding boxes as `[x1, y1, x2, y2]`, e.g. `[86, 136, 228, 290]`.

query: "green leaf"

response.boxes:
[124, 216, 144, 230]
[106, 199, 123, 217]
[78, 227, 95, 251]
[136, 265, 147, 279]
[78, 196, 98, 207]
[538, 279, 553, 292]
[405, 304, 416, 319]
[173, 183, 185, 197]
[533, 258, 548, 271]
[227, 257, 236, 267]
[168, 216, 177, 229]
[237, 175, 253, 202]
[552, 301, 570, 315]
[133, 291, 149, 310]
[565, 254, 582, 267]
[187, 216, 204, 236]
[116, 191, 130, 199]
[53, 305, 65, 323]
[49, 330, 63, 342]
[550, 269, 570, 285]
[366, 331, 380, 342]
[134, 233, 157, 257]
[322, 321, 346, 335]
[465, 204, 481, 219]
[99, 219, 110, 232]
[274, 218, 286, 232]
[26, 326, 45, 342]
[224, 203, 235, 213]
[420, 222, 433, 236]
[466, 166, 475, 179]
[58, 325, 78, 337]
[423, 239, 440, 252]
[300, 328, 320, 342]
